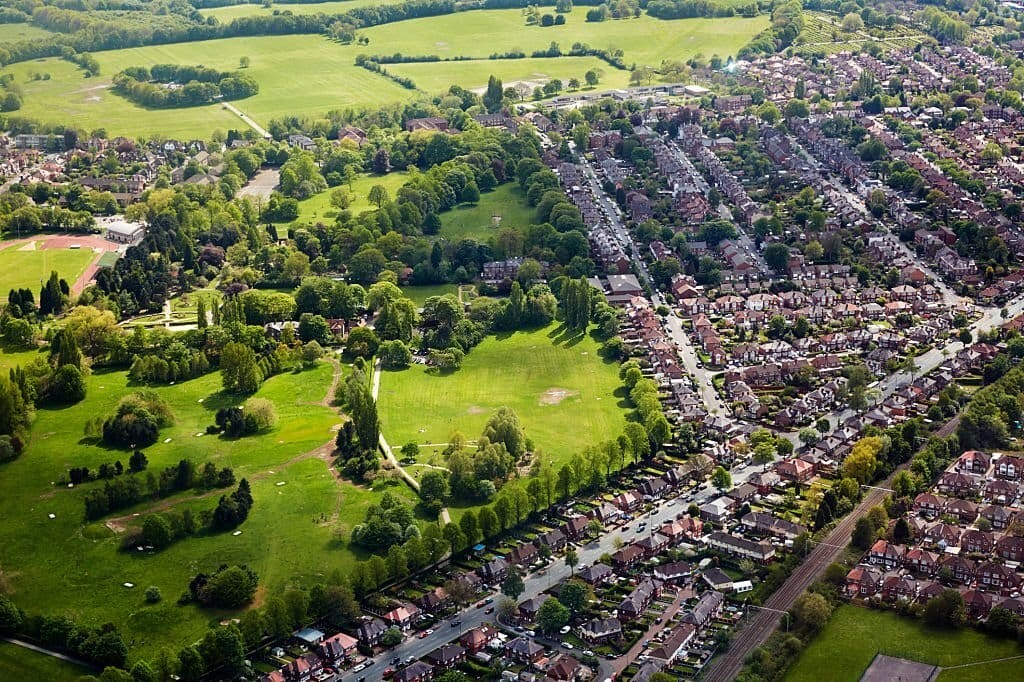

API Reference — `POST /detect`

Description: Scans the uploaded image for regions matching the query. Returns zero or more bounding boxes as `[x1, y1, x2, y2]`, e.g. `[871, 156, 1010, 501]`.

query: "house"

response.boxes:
[741, 512, 807, 540]
[845, 565, 882, 597]
[318, 632, 358, 665]
[749, 471, 781, 494]
[980, 504, 1015, 530]
[415, 586, 451, 613]
[612, 491, 642, 512]
[619, 579, 662, 620]
[681, 590, 724, 630]
[649, 623, 696, 663]
[641, 477, 671, 499]
[406, 117, 450, 133]
[293, 628, 324, 646]
[460, 626, 494, 654]
[996, 455, 1024, 480]
[283, 653, 322, 682]
[777, 458, 814, 483]
[958, 450, 991, 474]
[702, 567, 733, 592]
[704, 532, 776, 563]
[356, 618, 387, 646]
[913, 492, 946, 518]
[505, 637, 545, 663]
[611, 544, 645, 569]
[508, 542, 540, 567]
[382, 603, 421, 630]
[938, 555, 976, 584]
[518, 596, 548, 622]
[538, 528, 567, 551]
[653, 561, 694, 584]
[962, 529, 995, 554]
[903, 548, 939, 576]
[699, 498, 733, 524]
[426, 644, 466, 670]
[564, 516, 590, 539]
[881, 574, 918, 602]
[978, 562, 1019, 593]
[579, 617, 622, 643]
[260, 672, 286, 682]
[997, 535, 1024, 562]
[394, 661, 434, 682]
[637, 532, 671, 558]
[963, 590, 994, 620]
[579, 563, 614, 585]
[478, 557, 510, 583]
[547, 654, 583, 681]
[868, 540, 903, 571]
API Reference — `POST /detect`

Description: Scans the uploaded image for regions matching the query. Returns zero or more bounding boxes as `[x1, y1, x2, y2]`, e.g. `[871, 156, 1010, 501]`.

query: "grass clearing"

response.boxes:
[0, 23, 56, 44]
[199, 0, 407, 21]
[440, 183, 536, 242]
[785, 606, 1023, 682]
[388, 56, 633, 93]
[378, 323, 629, 468]
[0, 241, 97, 301]
[0, 361, 394, 659]
[0, 641, 90, 680]
[288, 171, 410, 226]
[400, 284, 461, 308]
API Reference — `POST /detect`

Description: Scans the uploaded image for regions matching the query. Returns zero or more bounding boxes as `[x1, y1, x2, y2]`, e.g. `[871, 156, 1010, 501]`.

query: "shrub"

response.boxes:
[102, 391, 173, 449]
[144, 586, 162, 603]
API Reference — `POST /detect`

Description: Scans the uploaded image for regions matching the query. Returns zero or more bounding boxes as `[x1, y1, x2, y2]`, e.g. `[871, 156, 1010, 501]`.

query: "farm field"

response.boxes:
[0, 240, 97, 301]
[377, 323, 629, 467]
[387, 56, 632, 94]
[360, 11, 768, 66]
[440, 183, 536, 242]
[0, 361, 415, 659]
[0, 13, 767, 138]
[0, 641, 89, 680]
[288, 171, 410, 225]
[199, 0, 407, 22]
[785, 606, 1022, 682]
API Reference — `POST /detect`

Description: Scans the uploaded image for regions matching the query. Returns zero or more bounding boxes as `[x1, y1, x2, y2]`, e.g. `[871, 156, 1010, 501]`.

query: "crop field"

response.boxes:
[440, 183, 536, 242]
[0, 361, 425, 659]
[0, 240, 98, 301]
[0, 13, 766, 138]
[199, 0, 408, 22]
[785, 606, 1022, 682]
[360, 11, 768, 66]
[378, 323, 629, 466]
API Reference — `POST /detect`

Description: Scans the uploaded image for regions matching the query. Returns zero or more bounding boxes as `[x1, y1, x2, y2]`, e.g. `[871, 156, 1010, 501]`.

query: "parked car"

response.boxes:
[560, 625, 572, 635]
[418, 631, 429, 639]
[485, 607, 495, 614]
[450, 620, 462, 628]
[562, 641, 574, 649]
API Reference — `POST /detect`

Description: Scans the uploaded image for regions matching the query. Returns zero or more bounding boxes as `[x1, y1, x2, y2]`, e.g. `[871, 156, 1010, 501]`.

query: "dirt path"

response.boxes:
[105, 359, 347, 534]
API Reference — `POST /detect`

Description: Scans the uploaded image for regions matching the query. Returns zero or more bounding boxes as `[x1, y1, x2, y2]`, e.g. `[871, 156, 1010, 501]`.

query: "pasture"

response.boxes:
[785, 606, 1023, 682]
[440, 182, 536, 242]
[377, 323, 629, 467]
[0, 13, 767, 138]
[0, 361, 413, 659]
[0, 240, 98, 301]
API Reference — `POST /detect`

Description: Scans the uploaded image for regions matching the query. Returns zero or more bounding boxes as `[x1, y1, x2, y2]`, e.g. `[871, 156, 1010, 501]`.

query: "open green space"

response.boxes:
[440, 182, 536, 242]
[0, 341, 43, 373]
[0, 641, 89, 681]
[387, 56, 633, 94]
[1, 13, 766, 138]
[0, 241, 97, 301]
[938, 657, 1024, 682]
[288, 171, 410, 226]
[360, 11, 768, 66]
[0, 361, 405, 660]
[0, 23, 56, 45]
[785, 606, 1023, 682]
[399, 284, 461, 308]
[378, 323, 629, 466]
[199, 0, 407, 22]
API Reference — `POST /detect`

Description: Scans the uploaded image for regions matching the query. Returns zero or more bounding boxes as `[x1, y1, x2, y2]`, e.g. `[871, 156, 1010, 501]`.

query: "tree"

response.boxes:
[558, 580, 589, 612]
[585, 69, 600, 86]
[142, 514, 173, 549]
[793, 592, 832, 632]
[841, 12, 865, 32]
[419, 470, 450, 506]
[753, 443, 775, 471]
[381, 626, 403, 647]
[368, 184, 390, 209]
[537, 597, 570, 635]
[220, 342, 262, 394]
[483, 75, 504, 113]
[51, 364, 86, 404]
[924, 589, 965, 627]
[843, 436, 882, 484]
[851, 516, 874, 550]
[239, 56, 250, 68]
[764, 243, 790, 272]
[586, 518, 603, 539]
[501, 568, 525, 600]
[798, 428, 819, 446]
[565, 547, 579, 575]
[711, 466, 732, 491]
[478, 506, 499, 539]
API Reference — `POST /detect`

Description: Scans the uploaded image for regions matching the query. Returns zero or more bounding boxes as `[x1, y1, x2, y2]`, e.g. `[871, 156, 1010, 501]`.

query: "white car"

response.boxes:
[560, 625, 572, 634]
[562, 641, 574, 650]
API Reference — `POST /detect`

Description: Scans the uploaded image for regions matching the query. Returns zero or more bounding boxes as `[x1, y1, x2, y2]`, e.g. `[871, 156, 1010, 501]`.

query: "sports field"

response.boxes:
[785, 606, 1022, 682]
[0, 240, 98, 301]
[378, 323, 629, 465]
[440, 182, 536, 242]
[0, 362, 423, 659]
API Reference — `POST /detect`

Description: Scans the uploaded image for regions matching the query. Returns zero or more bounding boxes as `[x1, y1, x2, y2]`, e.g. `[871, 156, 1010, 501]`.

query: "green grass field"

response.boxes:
[0, 23, 56, 45]
[785, 606, 1023, 682]
[1, 13, 766, 138]
[360, 11, 768, 66]
[378, 324, 629, 466]
[0, 241, 97, 301]
[440, 183, 536, 242]
[200, 0, 407, 22]
[0, 361, 421, 660]
[0, 642, 89, 681]
[399, 284, 461, 308]
[288, 171, 410, 225]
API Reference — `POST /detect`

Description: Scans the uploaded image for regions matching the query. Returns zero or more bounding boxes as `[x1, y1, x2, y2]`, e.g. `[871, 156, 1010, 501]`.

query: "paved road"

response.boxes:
[219, 99, 272, 139]
[703, 414, 962, 682]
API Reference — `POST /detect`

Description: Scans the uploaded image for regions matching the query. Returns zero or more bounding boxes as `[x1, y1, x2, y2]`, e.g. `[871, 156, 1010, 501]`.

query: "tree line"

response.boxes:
[113, 64, 259, 108]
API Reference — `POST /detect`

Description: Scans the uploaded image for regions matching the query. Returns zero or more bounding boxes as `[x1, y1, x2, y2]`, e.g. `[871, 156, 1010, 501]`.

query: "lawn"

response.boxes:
[938, 657, 1024, 681]
[360, 11, 769, 66]
[400, 284, 461, 308]
[440, 183, 536, 242]
[0, 241, 97, 301]
[785, 606, 1023, 682]
[387, 56, 633, 93]
[0, 642, 89, 681]
[377, 323, 629, 466]
[287, 171, 410, 226]
[0, 361, 404, 660]
[0, 23, 56, 45]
